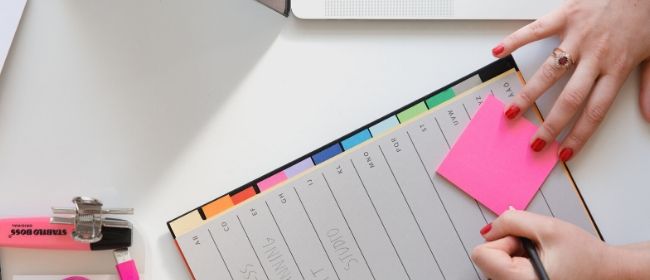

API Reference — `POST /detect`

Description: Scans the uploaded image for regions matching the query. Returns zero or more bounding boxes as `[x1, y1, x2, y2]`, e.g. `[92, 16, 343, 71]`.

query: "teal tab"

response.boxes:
[341, 129, 372, 150]
[426, 88, 455, 109]
[369, 116, 399, 137]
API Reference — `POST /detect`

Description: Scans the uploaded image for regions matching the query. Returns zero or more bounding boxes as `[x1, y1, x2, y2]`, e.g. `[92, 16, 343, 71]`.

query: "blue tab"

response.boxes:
[341, 129, 372, 150]
[311, 144, 343, 165]
[369, 116, 399, 137]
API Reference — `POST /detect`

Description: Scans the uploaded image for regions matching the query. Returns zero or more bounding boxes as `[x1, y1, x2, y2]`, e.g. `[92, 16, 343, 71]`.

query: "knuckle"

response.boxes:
[506, 32, 520, 46]
[470, 245, 483, 263]
[541, 62, 557, 83]
[592, 39, 610, 61]
[585, 103, 607, 124]
[508, 268, 528, 280]
[559, 89, 584, 112]
[470, 246, 485, 263]
[538, 218, 560, 239]
[591, 41, 632, 77]
[609, 56, 631, 76]
[517, 90, 534, 106]
[528, 20, 545, 38]
[563, 1, 583, 18]
[496, 209, 518, 230]
[541, 121, 559, 138]
[566, 133, 585, 147]
[499, 208, 516, 221]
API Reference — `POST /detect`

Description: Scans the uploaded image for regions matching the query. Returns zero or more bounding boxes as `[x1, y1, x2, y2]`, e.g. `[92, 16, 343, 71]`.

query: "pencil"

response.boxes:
[520, 237, 550, 280]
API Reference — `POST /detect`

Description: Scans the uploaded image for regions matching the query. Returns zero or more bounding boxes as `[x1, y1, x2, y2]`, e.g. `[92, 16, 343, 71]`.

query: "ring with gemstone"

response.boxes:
[552, 48, 575, 69]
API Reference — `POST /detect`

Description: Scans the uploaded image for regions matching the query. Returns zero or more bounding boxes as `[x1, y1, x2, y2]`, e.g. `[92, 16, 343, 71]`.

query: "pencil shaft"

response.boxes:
[520, 237, 550, 280]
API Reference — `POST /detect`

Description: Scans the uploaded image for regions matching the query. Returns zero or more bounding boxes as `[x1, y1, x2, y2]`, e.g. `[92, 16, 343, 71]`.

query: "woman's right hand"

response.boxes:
[471, 209, 650, 280]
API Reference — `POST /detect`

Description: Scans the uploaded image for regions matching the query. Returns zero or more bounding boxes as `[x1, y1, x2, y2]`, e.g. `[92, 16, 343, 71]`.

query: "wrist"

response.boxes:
[605, 244, 650, 280]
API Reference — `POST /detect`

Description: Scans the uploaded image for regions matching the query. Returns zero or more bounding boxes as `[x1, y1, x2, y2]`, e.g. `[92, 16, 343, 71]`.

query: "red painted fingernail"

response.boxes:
[492, 43, 505, 56]
[530, 138, 546, 152]
[504, 105, 521, 119]
[480, 223, 492, 235]
[559, 148, 574, 161]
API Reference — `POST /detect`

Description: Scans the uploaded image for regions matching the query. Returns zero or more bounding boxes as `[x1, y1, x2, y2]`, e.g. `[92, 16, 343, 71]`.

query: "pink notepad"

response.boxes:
[437, 95, 559, 215]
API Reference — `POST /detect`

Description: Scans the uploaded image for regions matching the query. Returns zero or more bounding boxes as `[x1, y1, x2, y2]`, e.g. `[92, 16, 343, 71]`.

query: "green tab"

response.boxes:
[426, 88, 455, 109]
[397, 102, 428, 123]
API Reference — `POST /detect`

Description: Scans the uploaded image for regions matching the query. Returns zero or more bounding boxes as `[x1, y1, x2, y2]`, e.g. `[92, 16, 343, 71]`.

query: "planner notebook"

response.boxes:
[167, 56, 599, 280]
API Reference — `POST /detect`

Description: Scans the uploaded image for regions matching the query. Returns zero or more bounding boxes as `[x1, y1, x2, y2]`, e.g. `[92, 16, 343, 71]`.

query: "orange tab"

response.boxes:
[201, 195, 234, 218]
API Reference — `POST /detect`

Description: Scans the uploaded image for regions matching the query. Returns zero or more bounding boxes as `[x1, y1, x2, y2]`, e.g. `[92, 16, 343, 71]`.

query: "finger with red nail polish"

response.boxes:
[559, 148, 574, 161]
[480, 223, 493, 236]
[530, 138, 547, 152]
[504, 105, 521, 119]
[492, 43, 505, 57]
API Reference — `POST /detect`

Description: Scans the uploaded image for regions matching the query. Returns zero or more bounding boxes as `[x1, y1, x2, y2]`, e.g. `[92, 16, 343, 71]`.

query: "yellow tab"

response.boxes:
[169, 210, 203, 237]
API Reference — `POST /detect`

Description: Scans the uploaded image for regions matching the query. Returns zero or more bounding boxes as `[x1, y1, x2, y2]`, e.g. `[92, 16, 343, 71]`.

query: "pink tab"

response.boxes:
[258, 172, 288, 192]
[437, 95, 559, 215]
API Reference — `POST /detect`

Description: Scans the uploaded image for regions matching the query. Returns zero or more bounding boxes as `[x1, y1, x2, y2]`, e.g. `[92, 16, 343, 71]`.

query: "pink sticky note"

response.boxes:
[436, 95, 559, 215]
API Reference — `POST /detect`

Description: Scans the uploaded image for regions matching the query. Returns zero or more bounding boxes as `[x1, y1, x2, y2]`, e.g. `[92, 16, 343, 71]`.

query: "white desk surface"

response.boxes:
[0, 1, 648, 279]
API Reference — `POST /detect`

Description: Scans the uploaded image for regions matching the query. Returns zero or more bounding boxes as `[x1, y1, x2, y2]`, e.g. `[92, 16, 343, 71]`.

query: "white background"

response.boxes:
[0, 1, 648, 279]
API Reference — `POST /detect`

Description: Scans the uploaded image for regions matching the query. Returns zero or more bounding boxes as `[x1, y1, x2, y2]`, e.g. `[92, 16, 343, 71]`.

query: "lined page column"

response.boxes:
[176, 227, 233, 280]
[235, 198, 303, 280]
[208, 214, 270, 280]
[294, 172, 375, 280]
[376, 127, 480, 279]
[265, 187, 339, 280]
[321, 158, 410, 280]
[350, 145, 444, 280]
[423, 98, 491, 254]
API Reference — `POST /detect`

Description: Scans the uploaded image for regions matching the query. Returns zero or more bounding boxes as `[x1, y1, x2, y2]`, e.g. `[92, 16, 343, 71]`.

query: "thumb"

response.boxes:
[482, 209, 555, 242]
[472, 236, 537, 280]
[640, 60, 650, 123]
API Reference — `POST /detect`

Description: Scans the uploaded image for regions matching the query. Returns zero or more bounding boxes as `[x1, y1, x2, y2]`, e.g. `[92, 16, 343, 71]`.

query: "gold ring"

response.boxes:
[552, 48, 575, 69]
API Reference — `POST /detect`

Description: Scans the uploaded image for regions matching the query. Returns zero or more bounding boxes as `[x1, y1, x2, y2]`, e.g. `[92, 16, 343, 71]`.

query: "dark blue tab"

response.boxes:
[311, 143, 343, 165]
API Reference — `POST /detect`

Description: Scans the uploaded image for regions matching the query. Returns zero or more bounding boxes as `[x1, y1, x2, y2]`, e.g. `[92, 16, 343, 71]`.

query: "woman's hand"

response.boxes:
[471, 210, 650, 280]
[492, 0, 650, 161]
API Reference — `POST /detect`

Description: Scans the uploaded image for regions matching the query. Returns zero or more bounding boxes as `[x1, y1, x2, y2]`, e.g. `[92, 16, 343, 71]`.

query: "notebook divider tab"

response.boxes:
[167, 56, 520, 238]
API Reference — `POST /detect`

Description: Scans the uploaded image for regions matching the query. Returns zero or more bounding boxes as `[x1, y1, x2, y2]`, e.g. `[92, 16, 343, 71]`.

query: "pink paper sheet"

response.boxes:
[436, 95, 559, 215]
